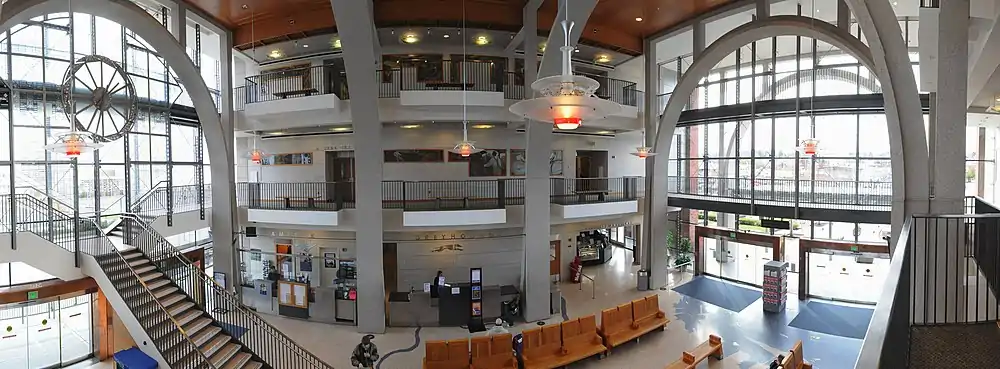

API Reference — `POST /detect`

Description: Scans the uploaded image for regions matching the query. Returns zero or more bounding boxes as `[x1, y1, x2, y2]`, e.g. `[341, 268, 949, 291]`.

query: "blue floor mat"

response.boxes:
[218, 322, 249, 339]
[672, 276, 760, 312]
[788, 301, 873, 340]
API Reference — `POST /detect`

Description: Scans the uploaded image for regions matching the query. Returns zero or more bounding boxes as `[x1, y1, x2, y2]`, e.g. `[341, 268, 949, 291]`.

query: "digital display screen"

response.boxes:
[472, 302, 482, 317]
[471, 268, 482, 283]
[471, 285, 482, 300]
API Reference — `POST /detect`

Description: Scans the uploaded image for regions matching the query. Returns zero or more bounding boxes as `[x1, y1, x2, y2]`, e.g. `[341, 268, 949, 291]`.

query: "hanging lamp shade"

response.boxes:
[509, 19, 621, 130]
[799, 138, 819, 156]
[44, 131, 102, 158]
[630, 147, 658, 159]
[451, 141, 482, 157]
[248, 148, 266, 164]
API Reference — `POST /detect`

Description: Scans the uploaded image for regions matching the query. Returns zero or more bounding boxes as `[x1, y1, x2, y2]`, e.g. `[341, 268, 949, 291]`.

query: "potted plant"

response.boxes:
[673, 237, 693, 271]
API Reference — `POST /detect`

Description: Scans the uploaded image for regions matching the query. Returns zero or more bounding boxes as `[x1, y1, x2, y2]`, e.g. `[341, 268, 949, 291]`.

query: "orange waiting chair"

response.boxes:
[423, 338, 471, 369]
[779, 341, 814, 369]
[521, 324, 565, 369]
[559, 315, 607, 362]
[599, 295, 671, 352]
[664, 334, 723, 369]
[470, 333, 516, 369]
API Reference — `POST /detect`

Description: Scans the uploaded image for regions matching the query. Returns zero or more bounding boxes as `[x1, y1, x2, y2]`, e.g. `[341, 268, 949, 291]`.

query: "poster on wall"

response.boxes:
[323, 252, 338, 268]
[384, 149, 445, 163]
[262, 152, 313, 165]
[468, 149, 507, 177]
[509, 149, 563, 176]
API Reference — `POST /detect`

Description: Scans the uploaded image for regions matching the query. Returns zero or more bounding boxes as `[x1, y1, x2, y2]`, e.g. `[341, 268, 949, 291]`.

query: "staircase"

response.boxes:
[2, 193, 334, 369]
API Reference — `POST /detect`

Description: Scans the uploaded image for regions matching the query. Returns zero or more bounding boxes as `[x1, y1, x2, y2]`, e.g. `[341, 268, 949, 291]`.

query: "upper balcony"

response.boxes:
[236, 177, 642, 228]
[234, 62, 643, 132]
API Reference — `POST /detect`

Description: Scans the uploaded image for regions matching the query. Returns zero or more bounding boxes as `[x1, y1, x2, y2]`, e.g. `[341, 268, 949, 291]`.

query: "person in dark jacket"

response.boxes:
[351, 334, 379, 368]
[431, 270, 444, 298]
[768, 354, 785, 369]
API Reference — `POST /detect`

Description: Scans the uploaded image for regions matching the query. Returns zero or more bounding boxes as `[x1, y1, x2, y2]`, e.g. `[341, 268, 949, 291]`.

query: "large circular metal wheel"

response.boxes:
[60, 55, 138, 143]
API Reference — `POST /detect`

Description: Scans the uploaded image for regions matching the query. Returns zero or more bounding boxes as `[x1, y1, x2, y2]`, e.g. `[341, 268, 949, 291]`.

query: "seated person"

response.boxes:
[769, 354, 785, 369]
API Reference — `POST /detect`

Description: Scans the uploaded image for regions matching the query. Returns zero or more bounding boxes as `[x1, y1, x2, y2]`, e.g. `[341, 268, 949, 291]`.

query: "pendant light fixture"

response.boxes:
[631, 130, 657, 159]
[798, 4, 819, 157]
[243, 3, 267, 164]
[450, 0, 482, 158]
[508, 0, 621, 129]
[45, 0, 103, 158]
[248, 132, 266, 164]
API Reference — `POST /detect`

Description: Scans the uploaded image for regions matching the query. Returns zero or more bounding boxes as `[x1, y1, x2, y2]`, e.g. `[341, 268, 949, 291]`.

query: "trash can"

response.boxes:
[636, 270, 650, 291]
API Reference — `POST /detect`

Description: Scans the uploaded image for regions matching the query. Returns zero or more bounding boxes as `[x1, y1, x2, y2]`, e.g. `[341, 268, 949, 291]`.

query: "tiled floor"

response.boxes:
[258, 246, 869, 369]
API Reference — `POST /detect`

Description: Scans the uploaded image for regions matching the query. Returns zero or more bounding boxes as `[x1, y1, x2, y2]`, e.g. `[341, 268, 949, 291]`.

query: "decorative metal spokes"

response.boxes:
[60, 55, 138, 143]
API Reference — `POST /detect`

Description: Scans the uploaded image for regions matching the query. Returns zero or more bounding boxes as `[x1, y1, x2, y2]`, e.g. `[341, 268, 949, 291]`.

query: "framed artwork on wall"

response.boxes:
[468, 149, 507, 177]
[261, 152, 313, 165]
[323, 252, 337, 268]
[508, 149, 563, 176]
[384, 149, 445, 162]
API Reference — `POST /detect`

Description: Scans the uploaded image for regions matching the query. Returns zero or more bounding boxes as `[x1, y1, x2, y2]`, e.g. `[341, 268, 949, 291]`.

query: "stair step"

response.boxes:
[146, 279, 170, 290]
[153, 286, 179, 299]
[139, 271, 164, 282]
[191, 326, 222, 347]
[157, 293, 186, 308]
[129, 257, 150, 266]
[121, 251, 143, 260]
[221, 352, 252, 369]
[133, 265, 157, 274]
[210, 343, 241, 367]
[183, 318, 213, 337]
[173, 310, 203, 327]
[167, 302, 196, 317]
[243, 361, 263, 369]
[201, 335, 231, 357]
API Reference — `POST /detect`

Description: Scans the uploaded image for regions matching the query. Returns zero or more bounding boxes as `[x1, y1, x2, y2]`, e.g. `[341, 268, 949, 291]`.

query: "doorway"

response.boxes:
[325, 151, 355, 203]
[575, 150, 609, 191]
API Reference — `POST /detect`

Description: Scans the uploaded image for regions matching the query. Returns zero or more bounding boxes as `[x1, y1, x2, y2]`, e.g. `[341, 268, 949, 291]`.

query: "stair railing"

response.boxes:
[119, 214, 335, 369]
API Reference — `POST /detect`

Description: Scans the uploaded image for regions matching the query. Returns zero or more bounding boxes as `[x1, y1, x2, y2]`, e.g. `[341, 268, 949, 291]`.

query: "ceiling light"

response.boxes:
[302, 44, 309, 48]
[471, 124, 493, 129]
[474, 35, 489, 46]
[596, 130, 613, 134]
[331, 127, 351, 132]
[595, 54, 611, 63]
[443, 34, 450, 38]
[332, 38, 342, 48]
[268, 131, 284, 135]
[268, 49, 283, 59]
[400, 124, 421, 129]
[574, 49, 580, 53]
[631, 147, 658, 159]
[241, 4, 248, 10]
[539, 42, 547, 53]
[635, 17, 643, 22]
[402, 33, 419, 44]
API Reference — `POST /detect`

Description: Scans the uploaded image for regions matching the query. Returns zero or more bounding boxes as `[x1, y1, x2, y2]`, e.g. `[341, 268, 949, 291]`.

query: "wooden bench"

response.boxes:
[664, 335, 723, 369]
[273, 88, 318, 99]
[423, 338, 471, 369]
[560, 315, 607, 361]
[521, 324, 563, 369]
[574, 190, 610, 202]
[598, 295, 670, 352]
[278, 196, 319, 208]
[470, 333, 516, 369]
[780, 341, 813, 369]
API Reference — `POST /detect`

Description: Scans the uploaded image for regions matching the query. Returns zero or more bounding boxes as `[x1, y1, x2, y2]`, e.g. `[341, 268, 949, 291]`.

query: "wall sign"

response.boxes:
[403, 231, 521, 241]
[577, 221, 636, 233]
[317, 145, 353, 151]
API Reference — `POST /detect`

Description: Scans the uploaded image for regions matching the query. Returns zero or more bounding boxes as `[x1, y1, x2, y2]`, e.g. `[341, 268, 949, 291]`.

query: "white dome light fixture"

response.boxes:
[631, 146, 657, 159]
[509, 2, 621, 130]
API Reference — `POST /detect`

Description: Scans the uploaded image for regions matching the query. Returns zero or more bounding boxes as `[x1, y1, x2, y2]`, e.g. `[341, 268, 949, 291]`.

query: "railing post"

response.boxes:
[402, 181, 407, 210]
[335, 182, 345, 210]
[497, 179, 506, 209]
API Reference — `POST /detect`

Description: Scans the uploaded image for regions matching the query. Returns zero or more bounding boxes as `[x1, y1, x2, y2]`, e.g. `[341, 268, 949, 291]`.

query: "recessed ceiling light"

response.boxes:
[595, 54, 611, 63]
[269, 131, 284, 135]
[402, 33, 419, 44]
[400, 124, 421, 129]
[574, 49, 580, 53]
[241, 4, 248, 10]
[332, 38, 342, 49]
[302, 44, 309, 48]
[471, 124, 494, 129]
[635, 17, 643, 22]
[596, 130, 613, 134]
[268, 49, 283, 59]
[443, 34, 450, 38]
[474, 35, 489, 46]
[331, 127, 351, 132]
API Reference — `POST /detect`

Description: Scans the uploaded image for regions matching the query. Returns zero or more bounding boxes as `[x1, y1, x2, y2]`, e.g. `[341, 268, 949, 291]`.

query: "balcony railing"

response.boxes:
[235, 66, 640, 111]
[667, 176, 892, 208]
[235, 177, 643, 211]
[856, 197, 1000, 368]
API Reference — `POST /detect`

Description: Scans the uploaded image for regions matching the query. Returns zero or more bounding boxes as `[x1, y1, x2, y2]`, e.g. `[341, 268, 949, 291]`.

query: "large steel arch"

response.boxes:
[0, 1, 237, 260]
[649, 15, 924, 251]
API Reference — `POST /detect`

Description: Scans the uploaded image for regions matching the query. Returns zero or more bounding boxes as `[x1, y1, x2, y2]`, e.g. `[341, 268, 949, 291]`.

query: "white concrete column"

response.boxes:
[640, 35, 666, 287]
[330, 0, 385, 333]
[931, 0, 968, 214]
[168, 2, 186, 46]
[520, 0, 548, 322]
[212, 18, 239, 290]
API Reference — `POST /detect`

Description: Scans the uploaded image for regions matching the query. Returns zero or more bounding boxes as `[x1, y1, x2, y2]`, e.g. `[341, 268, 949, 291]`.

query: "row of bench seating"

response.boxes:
[423, 333, 518, 369]
[664, 335, 724, 369]
[599, 294, 671, 351]
[780, 341, 813, 369]
[521, 315, 607, 369]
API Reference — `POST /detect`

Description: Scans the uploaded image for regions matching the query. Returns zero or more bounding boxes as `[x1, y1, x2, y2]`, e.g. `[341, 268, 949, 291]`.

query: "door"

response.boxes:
[325, 152, 355, 203]
[550, 240, 561, 278]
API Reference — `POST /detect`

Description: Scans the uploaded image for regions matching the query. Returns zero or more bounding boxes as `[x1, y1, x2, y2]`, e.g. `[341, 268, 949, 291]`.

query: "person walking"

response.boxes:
[351, 334, 379, 369]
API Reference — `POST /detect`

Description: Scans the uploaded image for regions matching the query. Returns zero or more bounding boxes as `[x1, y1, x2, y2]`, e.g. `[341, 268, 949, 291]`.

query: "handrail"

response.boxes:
[571, 264, 596, 299]
[855, 217, 912, 369]
[118, 213, 335, 369]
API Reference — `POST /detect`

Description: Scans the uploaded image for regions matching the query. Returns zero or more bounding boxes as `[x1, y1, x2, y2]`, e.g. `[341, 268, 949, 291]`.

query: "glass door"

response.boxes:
[0, 308, 28, 368]
[60, 296, 92, 365]
[26, 303, 60, 369]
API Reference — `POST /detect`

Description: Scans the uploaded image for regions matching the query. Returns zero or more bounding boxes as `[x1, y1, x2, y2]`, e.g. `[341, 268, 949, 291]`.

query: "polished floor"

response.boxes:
[257, 246, 868, 369]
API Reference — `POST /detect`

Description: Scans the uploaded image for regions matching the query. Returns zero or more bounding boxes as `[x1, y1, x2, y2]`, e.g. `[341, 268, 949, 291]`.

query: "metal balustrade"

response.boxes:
[551, 177, 641, 205]
[667, 176, 892, 208]
[857, 197, 1000, 368]
[234, 65, 641, 111]
[236, 181, 354, 210]
[132, 181, 212, 219]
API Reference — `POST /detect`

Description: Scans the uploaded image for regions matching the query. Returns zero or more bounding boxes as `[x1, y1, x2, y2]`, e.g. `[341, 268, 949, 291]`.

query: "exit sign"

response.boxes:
[729, 232, 737, 239]
[851, 246, 859, 252]
[27, 291, 38, 300]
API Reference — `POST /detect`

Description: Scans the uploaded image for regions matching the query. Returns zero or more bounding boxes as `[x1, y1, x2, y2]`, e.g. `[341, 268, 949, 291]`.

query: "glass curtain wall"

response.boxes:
[0, 294, 94, 368]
